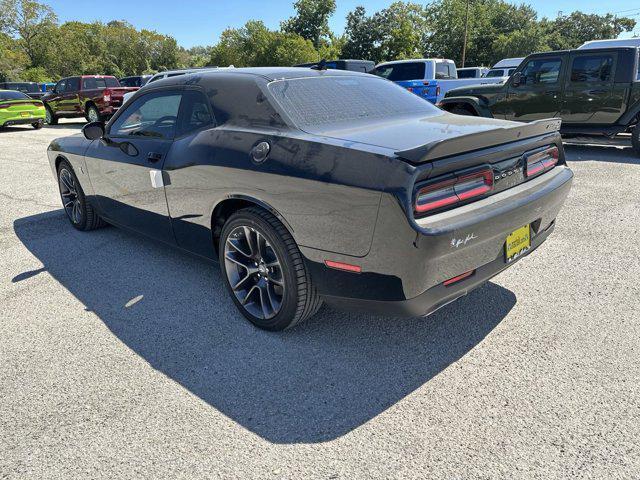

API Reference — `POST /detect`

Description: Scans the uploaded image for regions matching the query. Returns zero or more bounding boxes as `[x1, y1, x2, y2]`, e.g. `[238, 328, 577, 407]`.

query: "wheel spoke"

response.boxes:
[243, 226, 258, 257]
[225, 250, 253, 270]
[60, 174, 74, 193]
[266, 282, 280, 313]
[241, 285, 259, 306]
[258, 285, 271, 319]
[226, 237, 251, 257]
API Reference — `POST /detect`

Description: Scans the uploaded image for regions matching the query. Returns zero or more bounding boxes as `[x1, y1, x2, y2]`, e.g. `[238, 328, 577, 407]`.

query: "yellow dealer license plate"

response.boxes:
[505, 224, 531, 263]
[20, 112, 29, 117]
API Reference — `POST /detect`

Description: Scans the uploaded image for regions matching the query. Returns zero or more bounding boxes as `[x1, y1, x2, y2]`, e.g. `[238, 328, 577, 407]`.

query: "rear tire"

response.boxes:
[219, 207, 322, 331]
[632, 123, 640, 157]
[57, 160, 106, 231]
[32, 121, 43, 129]
[44, 105, 57, 125]
[451, 106, 476, 116]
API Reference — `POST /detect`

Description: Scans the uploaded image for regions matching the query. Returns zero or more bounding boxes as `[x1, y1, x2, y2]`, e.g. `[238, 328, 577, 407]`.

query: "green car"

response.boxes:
[0, 89, 46, 129]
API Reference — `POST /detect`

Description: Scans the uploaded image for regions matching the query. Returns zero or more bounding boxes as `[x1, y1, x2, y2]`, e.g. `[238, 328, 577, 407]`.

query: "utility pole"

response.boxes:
[461, 0, 470, 67]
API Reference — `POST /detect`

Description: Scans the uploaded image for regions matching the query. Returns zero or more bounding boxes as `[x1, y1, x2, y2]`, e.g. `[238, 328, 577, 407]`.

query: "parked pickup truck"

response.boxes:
[439, 46, 640, 155]
[371, 59, 507, 103]
[42, 75, 137, 125]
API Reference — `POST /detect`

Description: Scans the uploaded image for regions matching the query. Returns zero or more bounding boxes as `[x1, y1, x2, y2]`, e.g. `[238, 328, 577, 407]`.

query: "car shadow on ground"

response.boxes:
[564, 144, 639, 165]
[13, 210, 516, 444]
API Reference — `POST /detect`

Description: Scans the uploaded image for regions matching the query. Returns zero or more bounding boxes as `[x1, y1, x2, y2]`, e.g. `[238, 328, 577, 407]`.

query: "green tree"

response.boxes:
[210, 20, 318, 67]
[543, 12, 636, 51]
[281, 0, 336, 48]
[0, 0, 56, 66]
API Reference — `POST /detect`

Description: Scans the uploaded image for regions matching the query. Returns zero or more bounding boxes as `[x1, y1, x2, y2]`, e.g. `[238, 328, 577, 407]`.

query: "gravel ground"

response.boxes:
[1, 120, 639, 479]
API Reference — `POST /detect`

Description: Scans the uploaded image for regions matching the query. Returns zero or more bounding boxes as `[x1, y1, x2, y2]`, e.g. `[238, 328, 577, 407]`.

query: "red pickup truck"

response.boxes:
[42, 75, 138, 125]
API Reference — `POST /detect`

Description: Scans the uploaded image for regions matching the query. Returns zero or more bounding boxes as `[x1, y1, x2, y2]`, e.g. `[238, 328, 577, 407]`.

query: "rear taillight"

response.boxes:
[525, 146, 559, 178]
[415, 168, 493, 214]
[103, 89, 111, 102]
[436, 85, 441, 97]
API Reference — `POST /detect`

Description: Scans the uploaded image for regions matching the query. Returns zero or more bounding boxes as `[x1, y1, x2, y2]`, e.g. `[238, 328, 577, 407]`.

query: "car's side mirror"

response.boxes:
[511, 72, 523, 87]
[82, 121, 104, 140]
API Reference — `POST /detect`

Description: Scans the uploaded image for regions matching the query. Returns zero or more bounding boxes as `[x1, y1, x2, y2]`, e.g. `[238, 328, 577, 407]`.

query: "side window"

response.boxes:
[110, 92, 182, 140]
[56, 79, 67, 93]
[570, 55, 614, 82]
[177, 90, 214, 137]
[66, 77, 80, 92]
[519, 58, 562, 85]
[82, 77, 97, 90]
[436, 63, 454, 79]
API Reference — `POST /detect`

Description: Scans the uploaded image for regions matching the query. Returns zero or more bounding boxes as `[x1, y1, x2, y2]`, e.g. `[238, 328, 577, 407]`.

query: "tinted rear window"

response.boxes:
[82, 77, 120, 89]
[268, 76, 438, 130]
[372, 62, 426, 81]
[1, 83, 38, 93]
[457, 69, 477, 78]
[0, 90, 30, 101]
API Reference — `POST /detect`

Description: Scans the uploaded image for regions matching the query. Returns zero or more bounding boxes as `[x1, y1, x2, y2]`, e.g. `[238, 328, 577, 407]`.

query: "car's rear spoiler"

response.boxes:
[395, 118, 562, 163]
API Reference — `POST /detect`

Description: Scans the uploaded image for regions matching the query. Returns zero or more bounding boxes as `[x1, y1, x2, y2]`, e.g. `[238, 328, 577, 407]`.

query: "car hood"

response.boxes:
[445, 82, 505, 98]
[312, 112, 519, 152]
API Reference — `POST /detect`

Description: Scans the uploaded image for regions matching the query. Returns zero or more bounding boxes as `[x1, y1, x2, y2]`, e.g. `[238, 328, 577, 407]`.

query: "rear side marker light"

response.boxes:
[324, 260, 362, 273]
[415, 168, 494, 214]
[443, 269, 475, 286]
[526, 146, 559, 178]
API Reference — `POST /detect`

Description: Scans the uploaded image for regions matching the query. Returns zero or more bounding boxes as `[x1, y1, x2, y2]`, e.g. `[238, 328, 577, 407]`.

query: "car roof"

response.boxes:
[579, 38, 640, 49]
[375, 59, 454, 67]
[148, 67, 374, 86]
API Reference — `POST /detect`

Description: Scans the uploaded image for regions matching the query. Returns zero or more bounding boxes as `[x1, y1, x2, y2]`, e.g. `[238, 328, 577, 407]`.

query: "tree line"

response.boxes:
[0, 0, 636, 82]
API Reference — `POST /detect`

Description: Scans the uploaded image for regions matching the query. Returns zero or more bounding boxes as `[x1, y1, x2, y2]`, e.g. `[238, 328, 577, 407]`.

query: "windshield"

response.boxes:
[372, 62, 426, 82]
[0, 90, 30, 101]
[268, 75, 439, 131]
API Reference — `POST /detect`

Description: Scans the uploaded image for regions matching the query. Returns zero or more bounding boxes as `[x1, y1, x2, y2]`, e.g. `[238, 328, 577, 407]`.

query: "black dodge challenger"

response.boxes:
[47, 68, 573, 330]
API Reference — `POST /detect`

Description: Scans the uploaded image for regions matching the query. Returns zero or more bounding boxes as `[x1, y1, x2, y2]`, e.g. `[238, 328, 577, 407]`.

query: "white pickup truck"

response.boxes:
[371, 58, 507, 103]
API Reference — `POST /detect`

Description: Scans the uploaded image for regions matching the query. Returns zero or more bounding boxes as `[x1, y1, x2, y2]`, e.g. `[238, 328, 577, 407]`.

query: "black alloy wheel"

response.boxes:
[57, 160, 106, 231]
[224, 225, 285, 320]
[219, 207, 322, 331]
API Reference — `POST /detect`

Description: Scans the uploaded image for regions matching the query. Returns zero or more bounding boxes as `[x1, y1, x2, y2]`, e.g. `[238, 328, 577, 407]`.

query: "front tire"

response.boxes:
[57, 160, 106, 231]
[632, 123, 640, 157]
[219, 207, 322, 331]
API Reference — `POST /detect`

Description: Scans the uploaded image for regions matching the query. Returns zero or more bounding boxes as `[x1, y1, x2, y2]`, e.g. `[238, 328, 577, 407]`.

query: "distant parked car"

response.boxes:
[441, 46, 640, 155]
[0, 82, 45, 100]
[119, 75, 152, 88]
[42, 75, 138, 124]
[456, 67, 488, 78]
[579, 38, 640, 50]
[294, 59, 375, 72]
[123, 67, 232, 104]
[39, 82, 56, 93]
[0, 90, 45, 129]
[371, 59, 506, 103]
[485, 57, 524, 78]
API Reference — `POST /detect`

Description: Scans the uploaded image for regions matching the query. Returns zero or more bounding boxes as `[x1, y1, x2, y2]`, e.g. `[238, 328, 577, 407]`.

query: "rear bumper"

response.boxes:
[322, 220, 554, 317]
[302, 165, 573, 316]
[1, 116, 44, 127]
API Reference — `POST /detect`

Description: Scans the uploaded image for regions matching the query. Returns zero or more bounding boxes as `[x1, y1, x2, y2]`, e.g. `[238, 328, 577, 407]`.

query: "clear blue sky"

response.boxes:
[47, 0, 640, 48]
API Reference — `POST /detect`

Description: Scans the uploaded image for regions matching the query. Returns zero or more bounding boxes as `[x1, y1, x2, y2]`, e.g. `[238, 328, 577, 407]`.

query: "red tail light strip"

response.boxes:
[324, 260, 362, 273]
[443, 269, 475, 286]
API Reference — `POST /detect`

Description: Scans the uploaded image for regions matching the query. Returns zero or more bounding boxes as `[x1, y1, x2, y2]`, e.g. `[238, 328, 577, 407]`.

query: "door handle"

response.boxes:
[147, 152, 162, 163]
